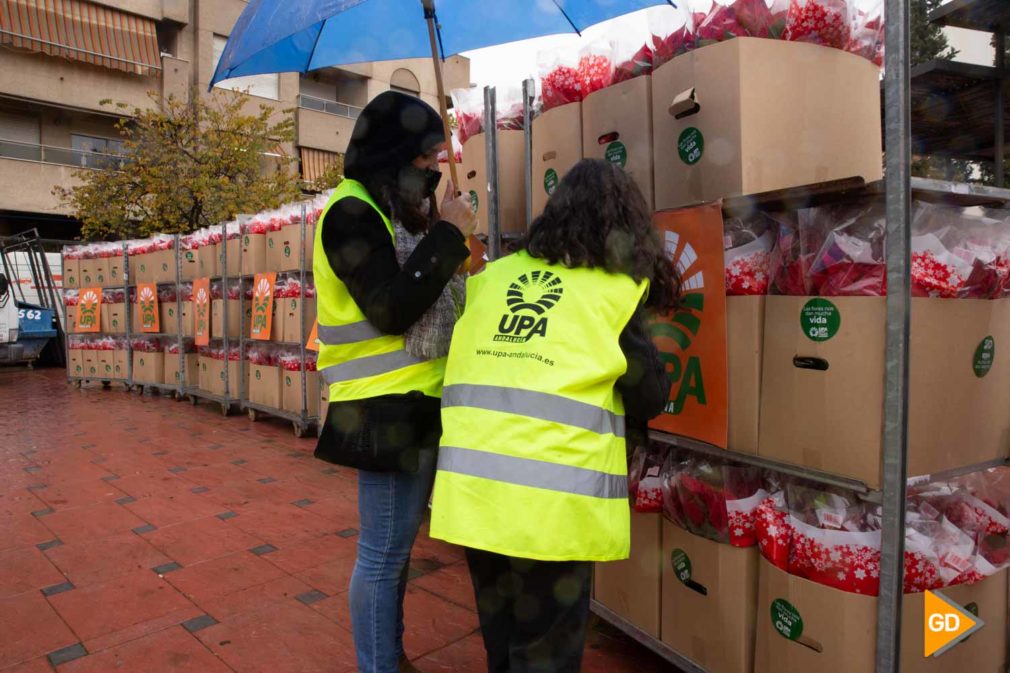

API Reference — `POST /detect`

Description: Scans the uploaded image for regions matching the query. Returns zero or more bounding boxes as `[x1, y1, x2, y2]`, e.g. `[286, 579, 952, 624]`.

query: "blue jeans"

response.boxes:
[349, 449, 436, 672]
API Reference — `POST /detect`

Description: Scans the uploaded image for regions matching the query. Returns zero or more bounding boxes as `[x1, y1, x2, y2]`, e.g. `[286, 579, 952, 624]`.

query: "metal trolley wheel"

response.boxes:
[248, 408, 259, 422]
[220, 402, 231, 417]
[293, 422, 307, 439]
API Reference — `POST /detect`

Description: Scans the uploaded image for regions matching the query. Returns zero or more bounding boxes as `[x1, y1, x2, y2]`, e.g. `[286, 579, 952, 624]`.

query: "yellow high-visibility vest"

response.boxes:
[429, 250, 648, 561]
[313, 179, 445, 402]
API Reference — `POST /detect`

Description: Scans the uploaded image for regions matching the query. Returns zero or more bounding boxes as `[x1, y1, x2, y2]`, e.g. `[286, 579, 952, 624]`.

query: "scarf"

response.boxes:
[393, 221, 466, 360]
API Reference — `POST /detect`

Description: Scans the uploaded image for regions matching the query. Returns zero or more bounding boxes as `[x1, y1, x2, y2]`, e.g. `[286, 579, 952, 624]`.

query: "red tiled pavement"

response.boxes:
[0, 368, 675, 672]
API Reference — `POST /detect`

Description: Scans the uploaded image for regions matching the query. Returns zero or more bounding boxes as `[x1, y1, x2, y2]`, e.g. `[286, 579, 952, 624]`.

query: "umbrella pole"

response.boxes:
[422, 0, 459, 190]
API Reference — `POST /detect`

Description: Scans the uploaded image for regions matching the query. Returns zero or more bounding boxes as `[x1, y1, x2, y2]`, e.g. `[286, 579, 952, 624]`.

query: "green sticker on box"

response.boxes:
[469, 190, 479, 213]
[678, 127, 704, 165]
[544, 168, 559, 195]
[268, 238, 275, 249]
[801, 298, 840, 342]
[771, 599, 804, 641]
[185, 251, 195, 261]
[671, 549, 692, 584]
[605, 141, 627, 168]
[973, 336, 995, 378]
[255, 369, 262, 380]
[284, 244, 291, 259]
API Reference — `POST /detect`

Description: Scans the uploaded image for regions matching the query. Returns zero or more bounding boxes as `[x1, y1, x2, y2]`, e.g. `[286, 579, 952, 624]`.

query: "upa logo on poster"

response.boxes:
[648, 203, 728, 449]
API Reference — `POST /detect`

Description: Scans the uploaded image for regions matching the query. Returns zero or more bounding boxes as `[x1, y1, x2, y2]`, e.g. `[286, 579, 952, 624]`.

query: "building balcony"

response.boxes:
[0, 139, 125, 170]
[0, 148, 94, 216]
[297, 96, 360, 155]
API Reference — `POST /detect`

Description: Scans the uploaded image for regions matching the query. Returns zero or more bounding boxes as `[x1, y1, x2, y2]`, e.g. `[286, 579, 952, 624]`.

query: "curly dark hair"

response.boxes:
[525, 159, 681, 313]
[358, 172, 438, 235]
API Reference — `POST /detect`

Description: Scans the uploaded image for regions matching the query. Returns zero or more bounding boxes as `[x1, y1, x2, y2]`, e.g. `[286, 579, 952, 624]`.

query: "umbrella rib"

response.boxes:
[549, 0, 582, 36]
[306, 19, 326, 72]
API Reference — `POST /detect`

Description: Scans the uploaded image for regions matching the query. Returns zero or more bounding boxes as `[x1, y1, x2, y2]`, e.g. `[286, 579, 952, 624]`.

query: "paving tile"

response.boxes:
[0, 513, 59, 554]
[228, 504, 337, 547]
[0, 591, 78, 666]
[38, 502, 147, 545]
[47, 569, 195, 644]
[195, 602, 356, 673]
[132, 524, 157, 535]
[262, 534, 356, 575]
[81, 605, 204, 655]
[46, 643, 88, 667]
[413, 631, 488, 673]
[60, 626, 233, 673]
[0, 657, 55, 673]
[0, 547, 65, 599]
[144, 517, 265, 566]
[40, 581, 75, 597]
[165, 552, 285, 605]
[295, 589, 328, 606]
[295, 554, 356, 597]
[33, 479, 126, 512]
[180, 614, 219, 633]
[411, 561, 478, 612]
[198, 575, 314, 622]
[215, 511, 238, 521]
[29, 508, 53, 518]
[123, 493, 223, 528]
[44, 533, 172, 587]
[153, 562, 183, 575]
[249, 544, 277, 556]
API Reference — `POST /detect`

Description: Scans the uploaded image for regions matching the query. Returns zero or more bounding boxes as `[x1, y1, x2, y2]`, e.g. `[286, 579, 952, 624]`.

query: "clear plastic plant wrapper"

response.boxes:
[538, 45, 583, 111]
[724, 213, 775, 295]
[629, 443, 667, 513]
[612, 16, 655, 84]
[803, 200, 887, 296]
[784, 0, 851, 50]
[766, 211, 811, 295]
[578, 40, 615, 99]
[671, 454, 765, 546]
[648, 3, 696, 68]
[452, 86, 487, 145]
[693, 0, 749, 46]
[846, 0, 884, 66]
[278, 350, 318, 372]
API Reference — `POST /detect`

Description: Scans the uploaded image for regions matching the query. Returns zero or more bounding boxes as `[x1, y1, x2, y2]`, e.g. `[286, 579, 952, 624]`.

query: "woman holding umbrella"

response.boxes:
[429, 159, 675, 673]
[312, 90, 477, 673]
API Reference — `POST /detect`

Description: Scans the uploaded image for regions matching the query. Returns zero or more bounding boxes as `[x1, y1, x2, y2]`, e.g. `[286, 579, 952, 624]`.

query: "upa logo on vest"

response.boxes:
[494, 271, 564, 343]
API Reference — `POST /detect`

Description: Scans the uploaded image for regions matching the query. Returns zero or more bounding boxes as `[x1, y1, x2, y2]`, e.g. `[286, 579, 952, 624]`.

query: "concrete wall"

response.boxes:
[297, 108, 356, 154]
[0, 158, 80, 215]
[88, 0, 164, 20]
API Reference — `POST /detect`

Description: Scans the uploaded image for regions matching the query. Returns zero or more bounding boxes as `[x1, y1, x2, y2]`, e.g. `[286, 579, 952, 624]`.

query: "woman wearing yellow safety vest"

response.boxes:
[430, 159, 677, 673]
[312, 91, 477, 673]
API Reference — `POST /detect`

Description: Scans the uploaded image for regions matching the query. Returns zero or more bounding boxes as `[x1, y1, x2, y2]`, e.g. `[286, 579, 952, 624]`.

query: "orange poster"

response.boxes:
[137, 283, 160, 333]
[648, 203, 728, 448]
[77, 287, 102, 333]
[306, 320, 319, 352]
[468, 235, 488, 275]
[193, 277, 211, 346]
[249, 272, 276, 341]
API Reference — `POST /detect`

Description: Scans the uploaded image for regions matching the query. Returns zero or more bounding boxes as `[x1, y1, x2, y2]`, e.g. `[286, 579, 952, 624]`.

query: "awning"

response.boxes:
[0, 0, 161, 76]
[300, 147, 342, 183]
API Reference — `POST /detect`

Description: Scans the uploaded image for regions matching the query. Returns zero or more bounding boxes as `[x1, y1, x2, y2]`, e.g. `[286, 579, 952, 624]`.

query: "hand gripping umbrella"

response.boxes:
[211, 0, 677, 186]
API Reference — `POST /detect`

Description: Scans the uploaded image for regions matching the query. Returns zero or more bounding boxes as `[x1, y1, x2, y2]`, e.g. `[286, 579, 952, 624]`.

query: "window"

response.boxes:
[213, 35, 279, 101]
[390, 68, 421, 96]
[0, 110, 41, 161]
[71, 134, 125, 169]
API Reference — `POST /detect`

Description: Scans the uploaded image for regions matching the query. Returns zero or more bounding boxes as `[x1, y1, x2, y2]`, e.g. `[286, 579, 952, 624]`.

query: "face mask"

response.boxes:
[400, 165, 443, 204]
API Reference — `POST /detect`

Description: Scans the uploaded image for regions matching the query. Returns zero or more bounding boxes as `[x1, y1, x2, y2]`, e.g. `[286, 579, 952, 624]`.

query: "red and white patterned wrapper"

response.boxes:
[756, 491, 793, 570]
[784, 0, 851, 50]
[725, 230, 773, 295]
[787, 515, 881, 595]
[727, 488, 769, 547]
[577, 42, 615, 99]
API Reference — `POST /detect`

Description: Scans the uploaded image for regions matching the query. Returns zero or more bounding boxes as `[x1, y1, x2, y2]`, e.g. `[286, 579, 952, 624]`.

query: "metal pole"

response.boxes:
[174, 234, 184, 397]
[875, 0, 911, 670]
[522, 78, 535, 231]
[996, 29, 1005, 188]
[483, 86, 501, 260]
[126, 243, 134, 385]
[222, 222, 231, 402]
[298, 202, 308, 430]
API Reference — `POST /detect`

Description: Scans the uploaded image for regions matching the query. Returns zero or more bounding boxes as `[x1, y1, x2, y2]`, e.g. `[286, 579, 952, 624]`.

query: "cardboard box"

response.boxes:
[279, 297, 316, 344]
[131, 253, 155, 284]
[164, 352, 198, 388]
[212, 299, 242, 339]
[727, 296, 764, 454]
[282, 370, 320, 417]
[242, 232, 267, 276]
[132, 351, 165, 385]
[583, 75, 654, 209]
[114, 349, 129, 379]
[266, 224, 314, 272]
[652, 38, 883, 211]
[160, 302, 180, 336]
[66, 306, 78, 333]
[200, 357, 242, 397]
[198, 244, 217, 279]
[594, 512, 662, 638]
[97, 351, 115, 379]
[63, 258, 79, 288]
[83, 350, 98, 378]
[759, 297, 1010, 488]
[79, 259, 96, 287]
[102, 303, 127, 334]
[180, 301, 194, 337]
[152, 249, 178, 285]
[68, 349, 83, 378]
[107, 255, 123, 288]
[754, 558, 1008, 673]
[460, 130, 527, 236]
[532, 103, 582, 218]
[216, 238, 241, 278]
[179, 247, 200, 282]
[661, 521, 758, 673]
[248, 364, 282, 409]
[93, 258, 109, 287]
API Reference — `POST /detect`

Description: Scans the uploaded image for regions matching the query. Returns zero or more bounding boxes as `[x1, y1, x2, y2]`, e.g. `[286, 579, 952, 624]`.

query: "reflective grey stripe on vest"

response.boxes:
[317, 320, 384, 345]
[438, 446, 627, 500]
[441, 384, 625, 438]
[321, 349, 425, 384]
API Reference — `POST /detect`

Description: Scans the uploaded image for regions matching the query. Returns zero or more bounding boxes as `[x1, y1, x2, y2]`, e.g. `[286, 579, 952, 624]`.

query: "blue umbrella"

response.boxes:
[212, 0, 677, 183]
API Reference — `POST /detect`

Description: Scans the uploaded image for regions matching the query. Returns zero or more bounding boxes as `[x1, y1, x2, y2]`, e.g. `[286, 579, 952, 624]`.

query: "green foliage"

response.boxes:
[911, 0, 958, 67]
[306, 152, 345, 193]
[56, 90, 301, 240]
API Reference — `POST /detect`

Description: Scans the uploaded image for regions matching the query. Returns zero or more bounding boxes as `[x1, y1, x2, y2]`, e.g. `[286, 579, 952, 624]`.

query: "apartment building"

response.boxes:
[0, 0, 471, 239]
